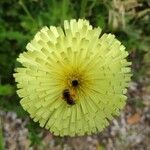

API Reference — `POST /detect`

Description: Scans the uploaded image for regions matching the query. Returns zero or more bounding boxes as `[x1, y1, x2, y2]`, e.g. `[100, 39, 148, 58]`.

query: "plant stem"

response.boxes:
[80, 0, 88, 18]
[61, 0, 69, 24]
[19, 0, 35, 22]
[0, 117, 4, 150]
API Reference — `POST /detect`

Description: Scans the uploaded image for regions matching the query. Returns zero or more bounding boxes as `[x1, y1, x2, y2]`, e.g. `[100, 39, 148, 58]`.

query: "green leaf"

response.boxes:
[0, 84, 14, 96]
[97, 15, 106, 29]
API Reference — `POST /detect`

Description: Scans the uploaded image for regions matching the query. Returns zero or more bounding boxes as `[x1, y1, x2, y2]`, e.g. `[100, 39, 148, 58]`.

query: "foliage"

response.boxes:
[0, 0, 150, 145]
[0, 118, 4, 150]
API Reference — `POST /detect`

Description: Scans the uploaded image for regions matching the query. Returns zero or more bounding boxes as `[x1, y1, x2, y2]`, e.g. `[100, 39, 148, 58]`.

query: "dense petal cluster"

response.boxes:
[14, 19, 131, 136]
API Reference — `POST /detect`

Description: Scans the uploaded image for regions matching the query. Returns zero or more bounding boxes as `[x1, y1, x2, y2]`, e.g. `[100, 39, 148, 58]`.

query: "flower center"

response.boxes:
[71, 79, 79, 87]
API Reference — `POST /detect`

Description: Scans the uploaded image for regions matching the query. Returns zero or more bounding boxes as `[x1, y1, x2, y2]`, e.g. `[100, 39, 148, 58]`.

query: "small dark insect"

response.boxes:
[71, 79, 79, 87]
[62, 89, 75, 105]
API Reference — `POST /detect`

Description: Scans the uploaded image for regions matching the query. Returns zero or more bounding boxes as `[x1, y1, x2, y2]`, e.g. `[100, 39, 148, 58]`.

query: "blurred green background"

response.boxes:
[0, 0, 150, 149]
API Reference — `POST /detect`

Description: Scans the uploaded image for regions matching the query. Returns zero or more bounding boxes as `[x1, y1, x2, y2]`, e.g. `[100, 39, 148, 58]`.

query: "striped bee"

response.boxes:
[62, 89, 75, 105]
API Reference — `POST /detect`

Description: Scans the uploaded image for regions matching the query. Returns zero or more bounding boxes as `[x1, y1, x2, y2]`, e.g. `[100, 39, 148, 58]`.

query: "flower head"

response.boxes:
[14, 19, 131, 136]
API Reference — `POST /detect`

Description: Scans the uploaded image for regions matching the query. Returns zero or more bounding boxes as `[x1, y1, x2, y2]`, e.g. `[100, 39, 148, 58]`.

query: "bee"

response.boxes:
[71, 79, 79, 87]
[62, 89, 75, 105]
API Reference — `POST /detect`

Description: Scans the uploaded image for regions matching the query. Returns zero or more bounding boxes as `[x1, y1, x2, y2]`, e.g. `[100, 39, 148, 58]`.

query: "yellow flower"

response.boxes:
[14, 19, 131, 136]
